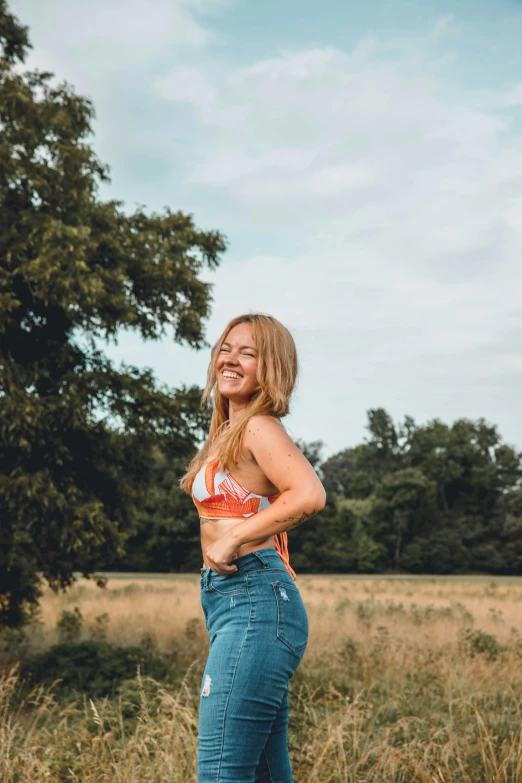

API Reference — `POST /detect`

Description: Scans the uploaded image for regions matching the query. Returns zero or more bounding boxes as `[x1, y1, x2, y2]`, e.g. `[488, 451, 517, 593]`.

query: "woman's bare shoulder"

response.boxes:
[246, 414, 288, 436]
[243, 415, 292, 459]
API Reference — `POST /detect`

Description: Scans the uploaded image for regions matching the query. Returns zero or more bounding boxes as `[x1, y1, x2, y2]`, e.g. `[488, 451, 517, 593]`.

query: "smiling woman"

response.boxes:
[179, 312, 326, 783]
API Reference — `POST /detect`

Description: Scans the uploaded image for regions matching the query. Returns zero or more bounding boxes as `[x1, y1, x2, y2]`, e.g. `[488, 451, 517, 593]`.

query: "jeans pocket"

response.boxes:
[272, 581, 309, 653]
[209, 572, 246, 596]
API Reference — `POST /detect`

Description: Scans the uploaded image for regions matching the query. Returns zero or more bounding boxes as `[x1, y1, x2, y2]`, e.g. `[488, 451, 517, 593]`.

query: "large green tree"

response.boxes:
[0, 2, 226, 626]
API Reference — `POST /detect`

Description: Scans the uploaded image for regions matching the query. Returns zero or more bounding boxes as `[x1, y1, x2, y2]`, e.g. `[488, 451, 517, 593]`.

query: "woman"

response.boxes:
[180, 312, 326, 783]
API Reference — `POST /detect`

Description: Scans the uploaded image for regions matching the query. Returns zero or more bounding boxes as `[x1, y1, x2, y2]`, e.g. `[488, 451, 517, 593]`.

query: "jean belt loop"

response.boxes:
[251, 550, 270, 567]
[200, 567, 211, 590]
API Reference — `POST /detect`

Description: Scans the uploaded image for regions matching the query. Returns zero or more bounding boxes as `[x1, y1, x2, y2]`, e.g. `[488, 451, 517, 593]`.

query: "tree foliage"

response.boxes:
[0, 1, 226, 626]
[292, 409, 522, 575]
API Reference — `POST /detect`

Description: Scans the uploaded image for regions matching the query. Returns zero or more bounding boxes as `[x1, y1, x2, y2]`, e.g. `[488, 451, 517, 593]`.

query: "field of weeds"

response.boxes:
[2, 574, 522, 782]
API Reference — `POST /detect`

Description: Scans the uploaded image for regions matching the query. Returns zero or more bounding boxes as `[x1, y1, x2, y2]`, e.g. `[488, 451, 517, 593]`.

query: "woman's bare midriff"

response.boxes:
[200, 517, 275, 569]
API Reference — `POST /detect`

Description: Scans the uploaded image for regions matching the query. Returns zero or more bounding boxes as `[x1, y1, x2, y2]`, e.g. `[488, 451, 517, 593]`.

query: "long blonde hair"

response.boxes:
[180, 313, 298, 494]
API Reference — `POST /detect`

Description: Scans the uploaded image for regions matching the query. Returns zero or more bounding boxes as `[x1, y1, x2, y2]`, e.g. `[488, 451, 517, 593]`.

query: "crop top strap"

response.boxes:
[274, 531, 297, 581]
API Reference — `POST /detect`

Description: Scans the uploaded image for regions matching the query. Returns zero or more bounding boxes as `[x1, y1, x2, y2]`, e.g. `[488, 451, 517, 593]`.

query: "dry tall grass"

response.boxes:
[2, 574, 522, 782]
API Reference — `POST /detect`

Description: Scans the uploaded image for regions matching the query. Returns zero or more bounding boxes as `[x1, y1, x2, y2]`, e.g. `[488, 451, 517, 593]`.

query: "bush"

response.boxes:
[463, 628, 506, 661]
[21, 640, 173, 698]
[0, 627, 30, 664]
[56, 607, 83, 643]
[88, 613, 109, 641]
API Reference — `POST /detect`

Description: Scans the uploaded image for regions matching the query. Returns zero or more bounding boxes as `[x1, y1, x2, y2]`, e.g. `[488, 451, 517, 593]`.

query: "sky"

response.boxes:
[10, 0, 522, 458]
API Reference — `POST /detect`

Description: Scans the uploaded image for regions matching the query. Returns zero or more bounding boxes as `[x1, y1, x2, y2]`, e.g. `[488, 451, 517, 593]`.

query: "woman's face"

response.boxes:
[216, 322, 260, 403]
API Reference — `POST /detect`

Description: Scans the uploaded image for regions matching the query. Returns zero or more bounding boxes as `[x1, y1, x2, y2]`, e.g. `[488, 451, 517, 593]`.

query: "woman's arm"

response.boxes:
[226, 415, 326, 548]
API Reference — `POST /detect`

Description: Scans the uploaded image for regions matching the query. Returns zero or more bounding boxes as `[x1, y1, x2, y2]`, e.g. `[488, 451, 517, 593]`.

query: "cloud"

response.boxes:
[432, 13, 454, 37]
[504, 82, 522, 106]
[11, 0, 224, 194]
[503, 197, 522, 234]
[155, 66, 217, 107]
[18, 0, 213, 54]
[154, 39, 522, 255]
[13, 0, 215, 98]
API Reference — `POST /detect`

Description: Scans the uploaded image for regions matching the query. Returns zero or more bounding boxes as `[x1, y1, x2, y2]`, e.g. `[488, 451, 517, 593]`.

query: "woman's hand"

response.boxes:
[204, 533, 240, 574]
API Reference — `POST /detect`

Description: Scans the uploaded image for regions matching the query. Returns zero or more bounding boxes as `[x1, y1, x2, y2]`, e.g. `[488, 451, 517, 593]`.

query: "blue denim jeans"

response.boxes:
[198, 547, 309, 783]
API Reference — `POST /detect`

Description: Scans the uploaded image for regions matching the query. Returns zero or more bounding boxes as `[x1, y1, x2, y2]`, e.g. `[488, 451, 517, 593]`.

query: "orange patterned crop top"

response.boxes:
[192, 461, 296, 580]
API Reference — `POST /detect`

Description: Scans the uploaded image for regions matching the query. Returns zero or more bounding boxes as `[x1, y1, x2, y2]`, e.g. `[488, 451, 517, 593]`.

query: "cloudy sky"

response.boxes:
[11, 0, 522, 457]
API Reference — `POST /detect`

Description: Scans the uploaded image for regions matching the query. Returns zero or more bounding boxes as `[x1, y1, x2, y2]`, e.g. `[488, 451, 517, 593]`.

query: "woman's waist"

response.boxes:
[200, 517, 274, 544]
[200, 518, 274, 566]
[201, 547, 289, 583]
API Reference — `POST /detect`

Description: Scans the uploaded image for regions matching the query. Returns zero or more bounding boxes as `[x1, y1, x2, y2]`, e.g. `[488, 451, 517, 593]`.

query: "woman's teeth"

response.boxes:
[223, 371, 242, 379]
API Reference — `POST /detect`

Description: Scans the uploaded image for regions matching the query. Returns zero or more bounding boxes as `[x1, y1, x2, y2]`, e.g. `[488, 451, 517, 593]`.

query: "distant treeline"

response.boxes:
[113, 408, 522, 576]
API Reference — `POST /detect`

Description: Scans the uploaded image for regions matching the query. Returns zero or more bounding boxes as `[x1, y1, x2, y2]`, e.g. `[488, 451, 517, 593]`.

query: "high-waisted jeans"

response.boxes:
[198, 547, 309, 783]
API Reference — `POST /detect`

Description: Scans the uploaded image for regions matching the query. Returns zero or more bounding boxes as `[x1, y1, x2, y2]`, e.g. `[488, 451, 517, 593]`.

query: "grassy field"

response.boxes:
[2, 573, 522, 782]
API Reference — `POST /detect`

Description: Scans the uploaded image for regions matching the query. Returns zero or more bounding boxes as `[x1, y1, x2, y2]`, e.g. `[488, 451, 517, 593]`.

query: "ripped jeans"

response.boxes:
[198, 548, 309, 783]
